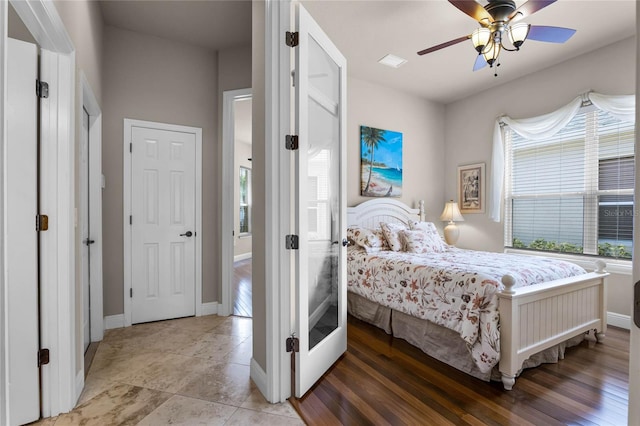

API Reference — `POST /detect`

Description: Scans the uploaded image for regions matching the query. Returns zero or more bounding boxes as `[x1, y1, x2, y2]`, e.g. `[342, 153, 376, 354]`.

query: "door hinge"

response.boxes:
[285, 234, 299, 250]
[36, 80, 49, 98]
[130, 288, 133, 298]
[285, 135, 299, 150]
[130, 143, 132, 153]
[286, 31, 299, 47]
[36, 214, 49, 232]
[286, 336, 299, 353]
[38, 348, 50, 367]
[130, 215, 132, 225]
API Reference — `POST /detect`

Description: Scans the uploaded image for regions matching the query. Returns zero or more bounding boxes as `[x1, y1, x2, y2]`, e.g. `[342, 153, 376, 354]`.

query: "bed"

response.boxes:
[346, 198, 608, 390]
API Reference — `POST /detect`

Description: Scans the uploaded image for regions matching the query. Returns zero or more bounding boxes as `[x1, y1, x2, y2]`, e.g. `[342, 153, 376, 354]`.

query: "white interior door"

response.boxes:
[294, 4, 347, 398]
[130, 125, 197, 324]
[6, 37, 40, 425]
[81, 107, 91, 352]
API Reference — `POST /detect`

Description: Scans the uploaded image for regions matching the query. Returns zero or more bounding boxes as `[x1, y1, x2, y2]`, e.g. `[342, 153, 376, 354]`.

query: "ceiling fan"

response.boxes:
[417, 0, 576, 75]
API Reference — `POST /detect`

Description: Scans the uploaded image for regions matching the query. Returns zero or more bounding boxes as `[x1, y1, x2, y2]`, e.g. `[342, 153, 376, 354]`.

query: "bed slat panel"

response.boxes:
[517, 285, 600, 353]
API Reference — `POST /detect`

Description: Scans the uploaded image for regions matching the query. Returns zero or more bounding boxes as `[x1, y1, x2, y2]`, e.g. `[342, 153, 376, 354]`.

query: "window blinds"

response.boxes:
[505, 107, 635, 259]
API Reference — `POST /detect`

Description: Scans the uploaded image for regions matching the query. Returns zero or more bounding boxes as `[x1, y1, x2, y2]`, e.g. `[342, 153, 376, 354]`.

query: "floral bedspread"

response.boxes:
[347, 247, 586, 373]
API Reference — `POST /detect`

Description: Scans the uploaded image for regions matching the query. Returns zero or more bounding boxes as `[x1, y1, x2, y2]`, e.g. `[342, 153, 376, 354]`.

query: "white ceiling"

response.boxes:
[302, 0, 636, 104]
[98, 0, 636, 105]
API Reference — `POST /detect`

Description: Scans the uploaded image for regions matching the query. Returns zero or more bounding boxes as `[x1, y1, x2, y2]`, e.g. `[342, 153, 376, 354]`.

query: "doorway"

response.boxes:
[123, 119, 203, 326]
[79, 72, 104, 373]
[222, 88, 252, 317]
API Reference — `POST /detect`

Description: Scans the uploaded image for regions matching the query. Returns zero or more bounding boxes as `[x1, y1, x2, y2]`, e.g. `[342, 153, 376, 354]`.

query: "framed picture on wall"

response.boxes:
[457, 163, 485, 214]
[360, 125, 403, 197]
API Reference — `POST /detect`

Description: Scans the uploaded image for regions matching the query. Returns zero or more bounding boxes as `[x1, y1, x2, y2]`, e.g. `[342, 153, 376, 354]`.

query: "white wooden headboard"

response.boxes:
[346, 199, 424, 228]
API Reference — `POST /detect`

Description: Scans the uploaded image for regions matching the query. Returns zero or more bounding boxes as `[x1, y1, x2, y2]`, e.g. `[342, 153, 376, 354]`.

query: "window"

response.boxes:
[239, 166, 251, 235]
[505, 106, 635, 259]
[307, 150, 331, 241]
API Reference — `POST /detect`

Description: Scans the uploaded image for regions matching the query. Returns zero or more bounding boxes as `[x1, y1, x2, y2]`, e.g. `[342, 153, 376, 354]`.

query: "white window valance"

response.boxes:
[489, 92, 635, 222]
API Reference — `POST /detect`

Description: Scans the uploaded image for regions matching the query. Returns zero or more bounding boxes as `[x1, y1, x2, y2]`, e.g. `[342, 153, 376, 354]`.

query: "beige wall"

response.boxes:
[102, 26, 219, 314]
[8, 4, 36, 44]
[348, 77, 446, 225]
[54, 0, 104, 106]
[444, 36, 636, 317]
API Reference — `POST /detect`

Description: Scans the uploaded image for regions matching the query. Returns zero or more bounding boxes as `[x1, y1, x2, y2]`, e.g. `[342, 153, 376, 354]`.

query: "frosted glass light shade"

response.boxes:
[483, 40, 501, 65]
[508, 23, 530, 48]
[471, 28, 491, 53]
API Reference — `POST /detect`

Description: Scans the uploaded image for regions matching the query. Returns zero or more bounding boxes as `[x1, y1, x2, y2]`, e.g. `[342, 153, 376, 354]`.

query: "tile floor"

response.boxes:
[33, 315, 303, 425]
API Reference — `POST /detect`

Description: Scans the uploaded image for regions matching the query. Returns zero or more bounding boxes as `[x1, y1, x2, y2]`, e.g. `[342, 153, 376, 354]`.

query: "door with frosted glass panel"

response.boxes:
[294, 4, 347, 398]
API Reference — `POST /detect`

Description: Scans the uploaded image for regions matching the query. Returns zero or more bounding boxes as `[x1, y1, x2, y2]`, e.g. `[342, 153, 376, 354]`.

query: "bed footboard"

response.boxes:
[497, 260, 608, 390]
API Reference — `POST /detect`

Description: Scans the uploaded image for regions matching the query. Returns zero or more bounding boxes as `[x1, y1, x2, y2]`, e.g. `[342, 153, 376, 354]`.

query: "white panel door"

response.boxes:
[6, 38, 40, 426]
[294, 4, 347, 398]
[81, 107, 91, 352]
[131, 126, 196, 324]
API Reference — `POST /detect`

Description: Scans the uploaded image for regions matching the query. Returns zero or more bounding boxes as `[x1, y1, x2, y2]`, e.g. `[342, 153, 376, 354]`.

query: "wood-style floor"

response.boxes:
[233, 258, 252, 317]
[290, 315, 629, 425]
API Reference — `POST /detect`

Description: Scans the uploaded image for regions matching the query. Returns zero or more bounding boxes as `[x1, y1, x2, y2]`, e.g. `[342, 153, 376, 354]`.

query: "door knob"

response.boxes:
[180, 231, 193, 237]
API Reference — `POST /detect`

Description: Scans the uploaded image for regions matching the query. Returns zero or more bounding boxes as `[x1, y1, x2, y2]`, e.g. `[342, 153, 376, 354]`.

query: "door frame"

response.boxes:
[123, 118, 203, 327]
[80, 72, 104, 343]
[252, 0, 293, 403]
[221, 87, 252, 317]
[1, 0, 77, 420]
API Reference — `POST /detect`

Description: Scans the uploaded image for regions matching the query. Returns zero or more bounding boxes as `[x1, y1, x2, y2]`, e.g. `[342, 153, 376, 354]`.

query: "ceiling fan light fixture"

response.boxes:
[508, 23, 530, 48]
[471, 27, 491, 53]
[483, 40, 501, 66]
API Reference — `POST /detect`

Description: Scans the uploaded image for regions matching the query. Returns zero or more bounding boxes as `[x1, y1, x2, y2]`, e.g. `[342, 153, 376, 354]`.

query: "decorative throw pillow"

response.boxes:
[347, 226, 388, 253]
[408, 220, 448, 246]
[400, 229, 446, 254]
[380, 222, 408, 252]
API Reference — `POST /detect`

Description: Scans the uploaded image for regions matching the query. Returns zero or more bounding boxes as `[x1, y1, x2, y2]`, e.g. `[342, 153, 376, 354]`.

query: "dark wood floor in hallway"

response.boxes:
[290, 315, 629, 425]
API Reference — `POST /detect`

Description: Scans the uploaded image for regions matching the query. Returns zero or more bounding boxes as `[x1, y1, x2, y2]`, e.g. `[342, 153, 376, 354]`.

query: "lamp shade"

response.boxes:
[508, 23, 530, 48]
[439, 200, 464, 223]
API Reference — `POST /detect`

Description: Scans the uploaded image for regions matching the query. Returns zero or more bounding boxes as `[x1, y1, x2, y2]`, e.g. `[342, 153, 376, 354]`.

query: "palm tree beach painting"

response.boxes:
[360, 125, 403, 197]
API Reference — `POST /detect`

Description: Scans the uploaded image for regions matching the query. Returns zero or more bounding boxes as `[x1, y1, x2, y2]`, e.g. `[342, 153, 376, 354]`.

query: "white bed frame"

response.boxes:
[347, 198, 608, 390]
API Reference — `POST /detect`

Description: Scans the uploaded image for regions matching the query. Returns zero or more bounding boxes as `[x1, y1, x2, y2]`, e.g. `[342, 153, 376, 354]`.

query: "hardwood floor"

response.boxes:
[233, 258, 252, 317]
[290, 315, 629, 425]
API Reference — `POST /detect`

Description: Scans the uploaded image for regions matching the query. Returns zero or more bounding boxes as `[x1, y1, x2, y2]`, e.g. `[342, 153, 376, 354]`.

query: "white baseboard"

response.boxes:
[607, 312, 631, 330]
[234, 252, 252, 262]
[250, 358, 268, 400]
[104, 314, 125, 330]
[75, 370, 84, 405]
[201, 302, 219, 316]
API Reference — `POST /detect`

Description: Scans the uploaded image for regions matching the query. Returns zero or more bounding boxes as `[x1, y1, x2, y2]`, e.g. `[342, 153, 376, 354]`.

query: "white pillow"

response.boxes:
[380, 222, 408, 252]
[400, 229, 446, 253]
[347, 226, 389, 253]
[408, 220, 447, 245]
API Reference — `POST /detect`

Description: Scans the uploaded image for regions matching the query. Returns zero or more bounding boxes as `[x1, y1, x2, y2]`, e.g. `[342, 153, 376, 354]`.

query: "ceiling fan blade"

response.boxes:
[509, 0, 556, 22]
[449, 0, 493, 23]
[473, 54, 487, 71]
[417, 35, 470, 56]
[527, 25, 576, 43]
